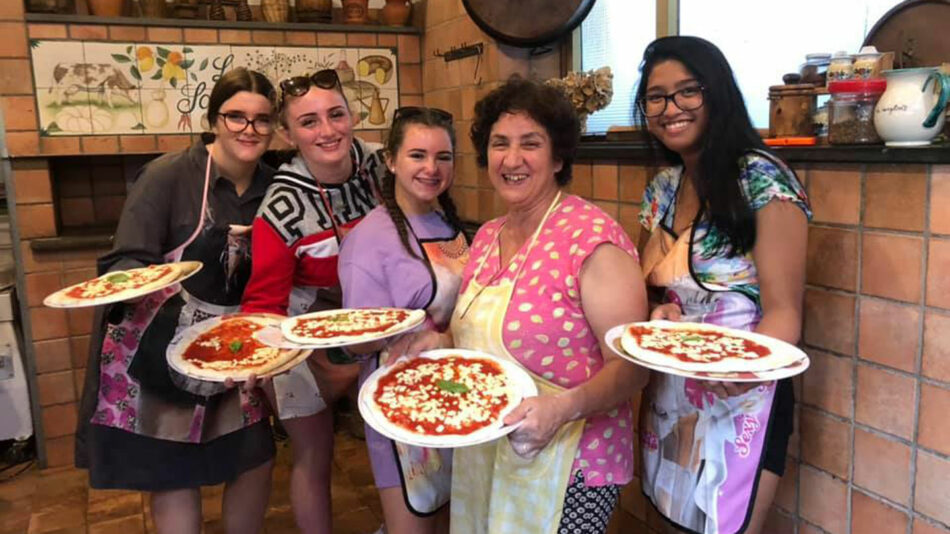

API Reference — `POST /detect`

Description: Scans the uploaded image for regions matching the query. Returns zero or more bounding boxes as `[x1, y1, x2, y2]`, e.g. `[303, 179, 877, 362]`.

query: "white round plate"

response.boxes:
[358, 348, 538, 448]
[257, 308, 426, 349]
[44, 261, 204, 308]
[167, 313, 303, 383]
[605, 323, 810, 382]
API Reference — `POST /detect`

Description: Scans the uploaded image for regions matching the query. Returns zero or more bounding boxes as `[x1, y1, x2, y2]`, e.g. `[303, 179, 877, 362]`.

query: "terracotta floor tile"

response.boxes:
[86, 492, 142, 524]
[88, 515, 145, 534]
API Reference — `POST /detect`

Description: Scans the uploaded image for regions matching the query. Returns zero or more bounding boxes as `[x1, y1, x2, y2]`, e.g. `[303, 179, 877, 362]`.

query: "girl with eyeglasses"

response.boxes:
[75, 68, 278, 534]
[239, 69, 387, 534]
[336, 107, 466, 534]
[634, 37, 811, 534]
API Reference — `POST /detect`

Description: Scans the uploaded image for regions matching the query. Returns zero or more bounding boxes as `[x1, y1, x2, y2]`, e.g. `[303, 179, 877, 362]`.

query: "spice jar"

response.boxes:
[827, 52, 854, 84]
[827, 79, 886, 144]
[853, 51, 883, 79]
[768, 84, 817, 138]
[800, 53, 831, 85]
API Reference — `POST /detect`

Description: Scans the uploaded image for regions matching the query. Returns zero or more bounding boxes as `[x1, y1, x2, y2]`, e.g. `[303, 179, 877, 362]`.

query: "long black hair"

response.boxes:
[635, 36, 773, 257]
[381, 109, 463, 260]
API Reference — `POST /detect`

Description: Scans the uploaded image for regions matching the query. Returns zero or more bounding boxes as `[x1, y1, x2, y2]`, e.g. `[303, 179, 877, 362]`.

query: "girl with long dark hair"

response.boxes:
[635, 36, 810, 534]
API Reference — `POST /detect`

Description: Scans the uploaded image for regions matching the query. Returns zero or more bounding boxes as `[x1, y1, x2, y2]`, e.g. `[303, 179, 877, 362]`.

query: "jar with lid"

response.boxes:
[853, 51, 883, 79]
[827, 79, 887, 144]
[768, 84, 817, 138]
[827, 52, 853, 84]
[800, 53, 831, 85]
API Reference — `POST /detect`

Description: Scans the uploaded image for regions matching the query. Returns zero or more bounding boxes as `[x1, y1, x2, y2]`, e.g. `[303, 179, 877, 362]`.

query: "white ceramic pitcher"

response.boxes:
[874, 67, 950, 146]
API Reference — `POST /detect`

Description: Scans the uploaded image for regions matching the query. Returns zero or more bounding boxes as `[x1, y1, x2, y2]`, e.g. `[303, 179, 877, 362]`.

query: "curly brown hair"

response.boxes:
[469, 76, 579, 186]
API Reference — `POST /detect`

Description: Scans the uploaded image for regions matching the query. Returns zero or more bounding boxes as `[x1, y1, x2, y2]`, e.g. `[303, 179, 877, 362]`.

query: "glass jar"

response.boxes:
[800, 53, 831, 85]
[853, 52, 883, 79]
[827, 53, 854, 84]
[827, 79, 887, 144]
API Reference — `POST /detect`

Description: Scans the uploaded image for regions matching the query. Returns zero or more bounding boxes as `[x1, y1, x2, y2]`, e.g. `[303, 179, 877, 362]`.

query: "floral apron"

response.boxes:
[379, 228, 469, 515]
[447, 193, 585, 534]
[91, 147, 264, 443]
[639, 224, 777, 534]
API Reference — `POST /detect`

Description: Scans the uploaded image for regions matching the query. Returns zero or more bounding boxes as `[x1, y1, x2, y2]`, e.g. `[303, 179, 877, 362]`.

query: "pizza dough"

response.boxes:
[168, 314, 303, 381]
[280, 308, 426, 346]
[620, 320, 805, 373]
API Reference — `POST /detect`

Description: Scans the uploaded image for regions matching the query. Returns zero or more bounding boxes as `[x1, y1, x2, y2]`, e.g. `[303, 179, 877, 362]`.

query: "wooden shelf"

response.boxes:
[24, 12, 423, 34]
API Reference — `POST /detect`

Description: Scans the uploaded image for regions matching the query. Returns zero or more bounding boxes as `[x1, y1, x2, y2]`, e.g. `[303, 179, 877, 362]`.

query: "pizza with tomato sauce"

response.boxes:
[619, 321, 804, 373]
[44, 261, 201, 308]
[280, 308, 426, 346]
[370, 354, 518, 437]
[167, 315, 303, 381]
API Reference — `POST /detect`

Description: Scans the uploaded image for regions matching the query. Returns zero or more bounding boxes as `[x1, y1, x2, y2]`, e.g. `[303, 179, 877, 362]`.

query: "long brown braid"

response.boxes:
[381, 108, 462, 261]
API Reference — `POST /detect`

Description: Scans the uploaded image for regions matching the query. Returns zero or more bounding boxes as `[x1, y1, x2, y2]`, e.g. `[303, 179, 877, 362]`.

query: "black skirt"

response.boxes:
[86, 420, 275, 492]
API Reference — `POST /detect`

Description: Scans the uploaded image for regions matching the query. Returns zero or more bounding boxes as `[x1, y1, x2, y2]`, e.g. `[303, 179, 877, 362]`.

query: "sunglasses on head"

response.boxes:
[392, 106, 454, 125]
[279, 69, 342, 101]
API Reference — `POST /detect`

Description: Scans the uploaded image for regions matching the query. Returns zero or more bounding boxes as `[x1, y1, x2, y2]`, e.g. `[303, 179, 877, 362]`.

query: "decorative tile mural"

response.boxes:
[29, 40, 399, 136]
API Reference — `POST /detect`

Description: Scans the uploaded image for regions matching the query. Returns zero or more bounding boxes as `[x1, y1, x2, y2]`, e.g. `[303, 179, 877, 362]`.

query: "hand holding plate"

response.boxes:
[504, 394, 569, 459]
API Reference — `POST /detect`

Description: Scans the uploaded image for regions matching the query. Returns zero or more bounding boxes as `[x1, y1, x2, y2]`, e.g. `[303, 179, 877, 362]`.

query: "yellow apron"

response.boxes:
[448, 192, 585, 534]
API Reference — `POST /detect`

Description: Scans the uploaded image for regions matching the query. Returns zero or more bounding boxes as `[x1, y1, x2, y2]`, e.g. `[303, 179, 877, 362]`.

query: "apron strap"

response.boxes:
[167, 143, 214, 261]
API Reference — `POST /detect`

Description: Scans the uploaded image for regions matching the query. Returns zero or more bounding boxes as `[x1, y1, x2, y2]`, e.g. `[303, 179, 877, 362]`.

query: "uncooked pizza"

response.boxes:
[44, 262, 201, 308]
[619, 321, 804, 373]
[280, 308, 426, 346]
[371, 354, 517, 436]
[168, 315, 301, 381]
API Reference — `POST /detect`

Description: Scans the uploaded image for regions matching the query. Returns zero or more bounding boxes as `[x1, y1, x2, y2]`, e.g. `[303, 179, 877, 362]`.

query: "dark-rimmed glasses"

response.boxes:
[217, 112, 274, 135]
[279, 69, 342, 101]
[638, 85, 706, 118]
[392, 106, 453, 125]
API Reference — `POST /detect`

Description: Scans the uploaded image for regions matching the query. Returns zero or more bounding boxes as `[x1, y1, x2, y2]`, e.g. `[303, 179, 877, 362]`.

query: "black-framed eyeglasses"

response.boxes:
[392, 106, 454, 125]
[217, 112, 274, 135]
[279, 69, 342, 101]
[638, 85, 706, 118]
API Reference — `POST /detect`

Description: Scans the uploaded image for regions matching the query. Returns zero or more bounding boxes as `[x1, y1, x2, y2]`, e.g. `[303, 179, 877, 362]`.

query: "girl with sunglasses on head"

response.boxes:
[75, 68, 277, 534]
[634, 37, 810, 534]
[240, 68, 387, 534]
[337, 107, 466, 534]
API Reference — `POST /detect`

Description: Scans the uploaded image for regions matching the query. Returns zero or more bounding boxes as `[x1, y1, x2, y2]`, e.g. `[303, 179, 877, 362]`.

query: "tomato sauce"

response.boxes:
[627, 325, 771, 363]
[183, 319, 266, 366]
[292, 309, 410, 338]
[66, 265, 174, 299]
[374, 356, 508, 436]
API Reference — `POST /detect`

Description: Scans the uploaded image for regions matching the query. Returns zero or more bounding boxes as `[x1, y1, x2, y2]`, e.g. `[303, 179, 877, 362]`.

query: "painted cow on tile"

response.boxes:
[49, 63, 136, 108]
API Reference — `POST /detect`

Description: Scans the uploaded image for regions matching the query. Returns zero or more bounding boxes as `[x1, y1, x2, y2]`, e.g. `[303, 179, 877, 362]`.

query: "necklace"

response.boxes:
[458, 191, 562, 320]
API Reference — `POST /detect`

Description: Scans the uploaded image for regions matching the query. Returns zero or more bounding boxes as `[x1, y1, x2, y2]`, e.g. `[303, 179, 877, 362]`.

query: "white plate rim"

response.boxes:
[605, 323, 810, 382]
[357, 348, 539, 448]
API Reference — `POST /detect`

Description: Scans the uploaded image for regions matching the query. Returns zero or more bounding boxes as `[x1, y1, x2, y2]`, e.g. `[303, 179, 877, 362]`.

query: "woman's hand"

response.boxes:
[702, 380, 758, 399]
[503, 394, 572, 459]
[650, 302, 683, 321]
[224, 373, 272, 393]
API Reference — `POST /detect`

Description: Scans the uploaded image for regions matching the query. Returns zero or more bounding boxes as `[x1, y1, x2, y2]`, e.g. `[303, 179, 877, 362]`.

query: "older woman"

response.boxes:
[395, 78, 649, 534]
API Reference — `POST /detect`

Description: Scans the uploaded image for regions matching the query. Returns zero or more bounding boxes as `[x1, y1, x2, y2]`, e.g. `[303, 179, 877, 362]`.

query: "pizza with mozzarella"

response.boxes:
[280, 308, 426, 346]
[44, 262, 200, 308]
[370, 354, 518, 437]
[168, 315, 303, 381]
[619, 321, 805, 373]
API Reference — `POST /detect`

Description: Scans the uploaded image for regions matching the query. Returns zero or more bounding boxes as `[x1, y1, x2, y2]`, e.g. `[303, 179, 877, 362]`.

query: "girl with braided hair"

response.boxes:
[338, 107, 468, 534]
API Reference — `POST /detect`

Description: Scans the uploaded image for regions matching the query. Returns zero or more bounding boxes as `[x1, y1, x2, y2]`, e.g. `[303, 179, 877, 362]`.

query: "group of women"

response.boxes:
[74, 35, 809, 534]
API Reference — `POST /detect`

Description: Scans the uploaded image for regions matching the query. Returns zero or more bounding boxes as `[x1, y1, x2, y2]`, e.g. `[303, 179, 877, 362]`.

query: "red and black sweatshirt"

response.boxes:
[241, 138, 386, 316]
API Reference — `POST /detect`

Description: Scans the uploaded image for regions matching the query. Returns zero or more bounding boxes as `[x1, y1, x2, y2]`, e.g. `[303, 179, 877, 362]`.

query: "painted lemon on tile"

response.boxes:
[137, 47, 154, 72]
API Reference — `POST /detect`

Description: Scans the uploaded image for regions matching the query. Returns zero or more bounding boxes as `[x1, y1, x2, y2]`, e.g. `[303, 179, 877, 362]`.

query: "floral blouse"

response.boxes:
[639, 150, 812, 303]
